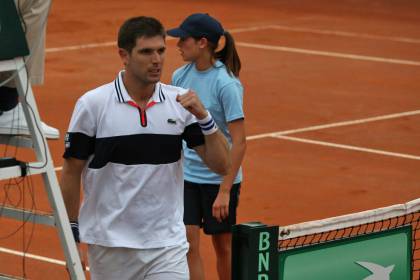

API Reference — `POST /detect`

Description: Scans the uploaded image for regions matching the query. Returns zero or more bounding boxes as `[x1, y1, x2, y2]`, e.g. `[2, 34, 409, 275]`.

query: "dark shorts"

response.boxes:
[183, 180, 241, 235]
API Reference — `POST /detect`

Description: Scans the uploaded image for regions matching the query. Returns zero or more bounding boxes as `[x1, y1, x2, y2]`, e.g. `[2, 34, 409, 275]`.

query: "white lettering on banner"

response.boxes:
[259, 232, 270, 251]
[259, 252, 270, 271]
[258, 231, 271, 278]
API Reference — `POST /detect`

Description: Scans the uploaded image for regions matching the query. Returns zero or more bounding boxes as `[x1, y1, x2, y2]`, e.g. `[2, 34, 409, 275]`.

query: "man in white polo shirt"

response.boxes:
[60, 16, 230, 280]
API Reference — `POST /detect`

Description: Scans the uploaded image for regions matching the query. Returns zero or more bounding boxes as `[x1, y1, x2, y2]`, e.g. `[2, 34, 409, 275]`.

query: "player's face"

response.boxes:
[176, 37, 201, 62]
[120, 35, 166, 85]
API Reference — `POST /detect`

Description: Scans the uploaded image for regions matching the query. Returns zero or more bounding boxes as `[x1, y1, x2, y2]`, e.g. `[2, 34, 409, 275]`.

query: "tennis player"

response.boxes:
[168, 13, 246, 280]
[60, 16, 230, 280]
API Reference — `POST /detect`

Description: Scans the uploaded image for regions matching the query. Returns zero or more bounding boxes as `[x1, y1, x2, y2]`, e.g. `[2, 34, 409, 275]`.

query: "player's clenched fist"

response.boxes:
[176, 90, 208, 120]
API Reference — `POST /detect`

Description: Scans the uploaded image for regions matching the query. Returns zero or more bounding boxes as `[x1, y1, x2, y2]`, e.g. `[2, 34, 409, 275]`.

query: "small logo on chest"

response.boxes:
[167, 118, 177, 124]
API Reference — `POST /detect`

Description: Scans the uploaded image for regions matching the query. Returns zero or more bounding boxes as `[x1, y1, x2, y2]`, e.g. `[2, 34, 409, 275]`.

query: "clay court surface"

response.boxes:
[1, 0, 420, 279]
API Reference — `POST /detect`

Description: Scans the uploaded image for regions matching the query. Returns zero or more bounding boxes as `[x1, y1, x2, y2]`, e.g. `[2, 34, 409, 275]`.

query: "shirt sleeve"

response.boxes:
[219, 81, 244, 123]
[63, 98, 96, 160]
[171, 67, 182, 86]
[182, 112, 205, 149]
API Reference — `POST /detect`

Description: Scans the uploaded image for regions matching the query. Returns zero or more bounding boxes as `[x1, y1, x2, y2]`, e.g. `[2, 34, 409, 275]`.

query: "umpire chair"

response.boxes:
[0, 0, 85, 279]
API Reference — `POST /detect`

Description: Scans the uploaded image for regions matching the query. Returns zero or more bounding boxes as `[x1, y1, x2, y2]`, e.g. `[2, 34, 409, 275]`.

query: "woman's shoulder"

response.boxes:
[213, 61, 242, 88]
[173, 63, 194, 77]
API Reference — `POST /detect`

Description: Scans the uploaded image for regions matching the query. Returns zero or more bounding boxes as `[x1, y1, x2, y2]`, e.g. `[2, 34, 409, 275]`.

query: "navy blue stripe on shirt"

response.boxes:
[64, 125, 204, 168]
[63, 132, 95, 160]
[182, 123, 205, 149]
[114, 79, 122, 102]
[159, 84, 166, 102]
[116, 76, 125, 102]
[87, 134, 183, 169]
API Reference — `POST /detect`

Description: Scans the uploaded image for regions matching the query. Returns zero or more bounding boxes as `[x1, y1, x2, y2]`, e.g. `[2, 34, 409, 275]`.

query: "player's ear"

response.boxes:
[118, 48, 130, 66]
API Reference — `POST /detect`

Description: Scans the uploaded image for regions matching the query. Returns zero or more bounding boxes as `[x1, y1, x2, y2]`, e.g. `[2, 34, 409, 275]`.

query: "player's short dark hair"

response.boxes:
[118, 16, 165, 53]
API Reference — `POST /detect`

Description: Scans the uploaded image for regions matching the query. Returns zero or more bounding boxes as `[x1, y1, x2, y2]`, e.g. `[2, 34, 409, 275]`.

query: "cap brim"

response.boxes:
[167, 28, 190, 38]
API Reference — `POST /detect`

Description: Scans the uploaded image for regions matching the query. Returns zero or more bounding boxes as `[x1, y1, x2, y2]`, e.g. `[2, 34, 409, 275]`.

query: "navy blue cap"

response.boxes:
[167, 13, 224, 44]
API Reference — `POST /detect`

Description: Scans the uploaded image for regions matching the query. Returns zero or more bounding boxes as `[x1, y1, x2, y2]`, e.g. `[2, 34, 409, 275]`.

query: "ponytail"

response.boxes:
[215, 31, 241, 77]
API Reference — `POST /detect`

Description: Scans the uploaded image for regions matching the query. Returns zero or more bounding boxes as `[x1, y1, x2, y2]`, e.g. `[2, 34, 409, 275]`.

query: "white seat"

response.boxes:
[0, 103, 59, 139]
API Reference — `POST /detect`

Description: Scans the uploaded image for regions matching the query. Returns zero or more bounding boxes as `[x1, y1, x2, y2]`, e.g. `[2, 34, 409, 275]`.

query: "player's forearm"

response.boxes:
[60, 160, 83, 221]
[202, 130, 231, 176]
[220, 139, 246, 192]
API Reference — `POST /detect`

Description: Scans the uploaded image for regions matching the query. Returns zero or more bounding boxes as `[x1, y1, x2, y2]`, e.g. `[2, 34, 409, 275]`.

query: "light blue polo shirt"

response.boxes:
[172, 60, 244, 184]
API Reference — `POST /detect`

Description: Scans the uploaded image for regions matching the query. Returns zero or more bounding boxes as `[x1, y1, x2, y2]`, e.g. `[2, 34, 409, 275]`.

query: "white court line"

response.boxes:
[273, 135, 420, 161]
[228, 25, 279, 33]
[45, 25, 273, 53]
[247, 109, 420, 140]
[246, 109, 420, 161]
[45, 24, 420, 54]
[44, 25, 420, 66]
[0, 247, 90, 271]
[52, 109, 419, 165]
[46, 39, 420, 66]
[0, 246, 65, 266]
[237, 42, 420, 66]
[269, 25, 420, 44]
[46, 41, 116, 53]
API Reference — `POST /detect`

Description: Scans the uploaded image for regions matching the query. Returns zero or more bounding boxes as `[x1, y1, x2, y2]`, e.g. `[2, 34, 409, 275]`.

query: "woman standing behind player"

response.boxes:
[167, 13, 246, 280]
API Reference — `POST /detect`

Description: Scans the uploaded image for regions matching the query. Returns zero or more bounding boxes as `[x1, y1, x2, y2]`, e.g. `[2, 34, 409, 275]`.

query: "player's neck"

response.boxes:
[122, 71, 155, 106]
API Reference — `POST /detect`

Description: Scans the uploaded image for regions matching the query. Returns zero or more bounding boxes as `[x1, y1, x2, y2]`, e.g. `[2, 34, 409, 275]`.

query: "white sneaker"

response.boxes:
[0, 104, 60, 139]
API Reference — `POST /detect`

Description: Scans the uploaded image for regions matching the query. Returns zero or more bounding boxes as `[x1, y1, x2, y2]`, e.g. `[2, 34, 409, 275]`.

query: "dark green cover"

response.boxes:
[0, 0, 30, 60]
[232, 222, 279, 279]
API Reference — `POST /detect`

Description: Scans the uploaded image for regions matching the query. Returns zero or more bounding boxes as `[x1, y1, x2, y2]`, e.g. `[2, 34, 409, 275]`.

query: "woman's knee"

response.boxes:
[212, 233, 232, 255]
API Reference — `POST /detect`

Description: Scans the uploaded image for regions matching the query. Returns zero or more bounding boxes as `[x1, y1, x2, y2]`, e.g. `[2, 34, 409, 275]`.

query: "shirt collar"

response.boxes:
[113, 70, 166, 104]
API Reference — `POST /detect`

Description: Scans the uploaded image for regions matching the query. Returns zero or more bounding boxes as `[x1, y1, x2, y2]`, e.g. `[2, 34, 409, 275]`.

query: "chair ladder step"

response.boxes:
[0, 135, 33, 148]
[1, 206, 55, 227]
[0, 162, 48, 180]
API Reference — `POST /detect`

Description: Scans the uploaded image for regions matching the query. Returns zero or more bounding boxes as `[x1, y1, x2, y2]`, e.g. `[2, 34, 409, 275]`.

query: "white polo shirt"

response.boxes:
[64, 71, 204, 249]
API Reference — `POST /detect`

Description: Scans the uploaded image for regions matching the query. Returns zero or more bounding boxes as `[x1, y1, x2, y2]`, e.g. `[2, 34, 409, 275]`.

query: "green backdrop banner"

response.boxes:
[279, 226, 412, 280]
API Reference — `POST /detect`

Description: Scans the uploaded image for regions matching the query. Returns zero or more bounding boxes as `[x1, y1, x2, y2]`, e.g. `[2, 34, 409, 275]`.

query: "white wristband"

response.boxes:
[197, 111, 218, 135]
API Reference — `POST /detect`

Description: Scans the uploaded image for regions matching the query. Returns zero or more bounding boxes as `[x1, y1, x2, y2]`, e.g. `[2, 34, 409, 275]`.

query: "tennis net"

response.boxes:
[278, 198, 420, 280]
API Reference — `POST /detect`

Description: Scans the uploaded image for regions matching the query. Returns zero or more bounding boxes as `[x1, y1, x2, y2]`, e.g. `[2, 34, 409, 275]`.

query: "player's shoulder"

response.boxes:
[78, 82, 114, 107]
